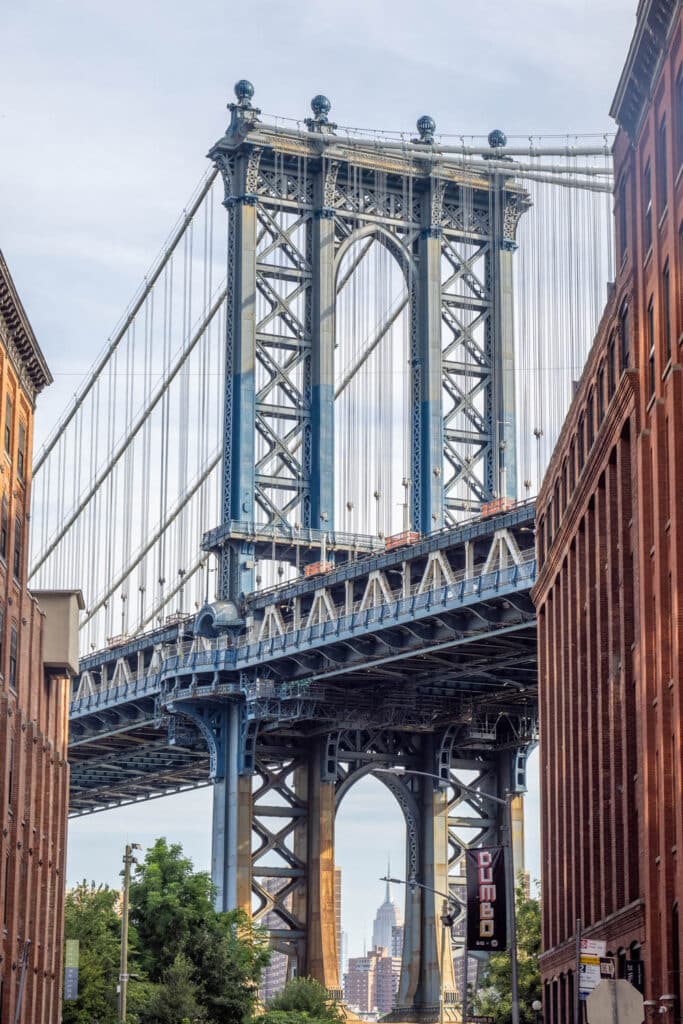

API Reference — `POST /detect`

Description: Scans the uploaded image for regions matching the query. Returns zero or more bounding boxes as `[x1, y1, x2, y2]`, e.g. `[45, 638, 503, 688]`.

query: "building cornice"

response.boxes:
[0, 250, 52, 401]
[610, 0, 681, 139]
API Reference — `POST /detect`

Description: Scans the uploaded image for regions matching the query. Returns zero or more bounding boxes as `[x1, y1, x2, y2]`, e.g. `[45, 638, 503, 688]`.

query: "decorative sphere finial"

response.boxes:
[488, 128, 507, 149]
[416, 115, 436, 144]
[234, 80, 255, 107]
[311, 95, 332, 121]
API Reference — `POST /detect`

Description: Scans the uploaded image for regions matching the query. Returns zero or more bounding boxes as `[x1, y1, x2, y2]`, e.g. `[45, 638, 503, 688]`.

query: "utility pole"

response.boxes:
[119, 842, 141, 1024]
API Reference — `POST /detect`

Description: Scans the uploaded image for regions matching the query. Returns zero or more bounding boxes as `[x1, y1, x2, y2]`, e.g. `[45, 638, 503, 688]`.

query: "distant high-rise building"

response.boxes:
[334, 865, 342, 982]
[344, 946, 401, 1016]
[391, 923, 404, 959]
[371, 864, 403, 954]
[259, 877, 290, 1002]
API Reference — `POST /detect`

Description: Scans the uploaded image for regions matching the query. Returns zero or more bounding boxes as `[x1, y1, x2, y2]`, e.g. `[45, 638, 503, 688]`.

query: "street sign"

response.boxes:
[63, 940, 79, 1001]
[586, 979, 644, 1024]
[600, 958, 616, 979]
[581, 939, 607, 958]
[579, 938, 609, 998]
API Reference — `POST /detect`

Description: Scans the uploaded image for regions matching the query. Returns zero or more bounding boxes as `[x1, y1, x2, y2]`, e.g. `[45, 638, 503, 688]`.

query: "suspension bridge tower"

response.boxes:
[191, 82, 533, 1020]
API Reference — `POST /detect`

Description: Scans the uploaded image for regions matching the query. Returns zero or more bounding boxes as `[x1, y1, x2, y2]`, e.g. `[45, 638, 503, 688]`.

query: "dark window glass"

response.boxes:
[0, 498, 8, 562]
[8, 628, 16, 691]
[12, 518, 21, 580]
[17, 422, 25, 482]
[648, 296, 656, 398]
[658, 116, 668, 214]
[7, 736, 13, 810]
[619, 175, 628, 262]
[587, 390, 595, 447]
[663, 261, 671, 363]
[4, 397, 11, 456]
[644, 161, 653, 252]
[608, 334, 616, 396]
[578, 415, 585, 469]
[597, 366, 605, 422]
[569, 441, 576, 492]
[562, 462, 568, 508]
[620, 303, 630, 368]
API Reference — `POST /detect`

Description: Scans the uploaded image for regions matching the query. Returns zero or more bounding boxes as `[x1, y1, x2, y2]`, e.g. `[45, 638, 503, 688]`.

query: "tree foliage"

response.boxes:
[62, 881, 121, 1024]
[470, 881, 542, 1024]
[259, 977, 344, 1024]
[64, 839, 270, 1024]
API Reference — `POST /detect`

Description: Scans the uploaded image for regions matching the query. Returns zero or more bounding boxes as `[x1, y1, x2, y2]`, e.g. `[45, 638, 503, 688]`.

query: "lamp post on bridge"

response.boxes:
[376, 766, 520, 1024]
[380, 874, 461, 1024]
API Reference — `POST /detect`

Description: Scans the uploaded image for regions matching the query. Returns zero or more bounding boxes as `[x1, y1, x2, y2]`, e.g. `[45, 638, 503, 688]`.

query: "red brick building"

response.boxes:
[534, 0, 683, 1019]
[0, 252, 81, 1023]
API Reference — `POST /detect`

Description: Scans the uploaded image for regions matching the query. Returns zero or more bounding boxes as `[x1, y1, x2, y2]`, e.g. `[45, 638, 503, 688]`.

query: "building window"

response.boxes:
[587, 389, 595, 448]
[597, 365, 605, 423]
[658, 115, 668, 215]
[618, 175, 628, 262]
[12, 518, 21, 580]
[0, 497, 7, 562]
[644, 160, 653, 252]
[608, 333, 616, 397]
[648, 295, 656, 399]
[569, 440, 576, 492]
[17, 422, 25, 483]
[7, 736, 13, 811]
[8, 627, 16, 691]
[620, 302, 630, 368]
[678, 70, 683, 169]
[663, 261, 672, 364]
[4, 397, 11, 456]
[578, 415, 585, 469]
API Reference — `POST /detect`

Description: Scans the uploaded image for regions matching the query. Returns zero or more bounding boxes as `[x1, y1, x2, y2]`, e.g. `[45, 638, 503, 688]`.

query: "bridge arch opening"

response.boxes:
[335, 771, 407, 972]
[334, 228, 412, 540]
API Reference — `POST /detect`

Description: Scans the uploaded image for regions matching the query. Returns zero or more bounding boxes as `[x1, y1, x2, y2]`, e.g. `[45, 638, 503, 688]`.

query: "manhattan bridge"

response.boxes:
[30, 84, 614, 1019]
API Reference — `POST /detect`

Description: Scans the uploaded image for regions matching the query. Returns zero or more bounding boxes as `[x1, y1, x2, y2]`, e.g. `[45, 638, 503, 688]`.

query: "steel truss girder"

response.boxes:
[209, 124, 531, 600]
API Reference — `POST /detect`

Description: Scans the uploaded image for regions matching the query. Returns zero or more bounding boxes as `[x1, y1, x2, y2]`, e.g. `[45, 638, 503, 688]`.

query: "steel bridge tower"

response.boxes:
[183, 82, 533, 1021]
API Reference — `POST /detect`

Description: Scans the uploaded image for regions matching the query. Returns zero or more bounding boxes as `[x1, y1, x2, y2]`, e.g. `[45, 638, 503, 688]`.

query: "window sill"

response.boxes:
[643, 245, 653, 270]
[658, 205, 668, 231]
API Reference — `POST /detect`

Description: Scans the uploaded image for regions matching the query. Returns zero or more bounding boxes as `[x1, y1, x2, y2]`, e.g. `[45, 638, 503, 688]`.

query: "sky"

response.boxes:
[1, 0, 637, 960]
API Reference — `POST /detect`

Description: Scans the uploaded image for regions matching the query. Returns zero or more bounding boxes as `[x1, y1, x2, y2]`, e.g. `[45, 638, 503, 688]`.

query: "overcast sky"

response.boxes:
[1, 0, 637, 961]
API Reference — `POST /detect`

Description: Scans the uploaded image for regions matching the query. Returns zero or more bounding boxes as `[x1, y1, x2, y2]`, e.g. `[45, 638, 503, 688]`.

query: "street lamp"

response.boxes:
[376, 766, 520, 1024]
[119, 842, 141, 1024]
[381, 875, 460, 1024]
[532, 998, 543, 1024]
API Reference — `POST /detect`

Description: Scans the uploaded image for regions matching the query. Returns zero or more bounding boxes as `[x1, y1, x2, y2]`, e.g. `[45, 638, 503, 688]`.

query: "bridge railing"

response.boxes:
[71, 550, 536, 709]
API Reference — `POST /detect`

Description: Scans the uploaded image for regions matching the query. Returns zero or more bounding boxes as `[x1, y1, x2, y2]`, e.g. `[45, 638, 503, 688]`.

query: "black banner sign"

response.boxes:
[466, 847, 507, 951]
[624, 960, 644, 993]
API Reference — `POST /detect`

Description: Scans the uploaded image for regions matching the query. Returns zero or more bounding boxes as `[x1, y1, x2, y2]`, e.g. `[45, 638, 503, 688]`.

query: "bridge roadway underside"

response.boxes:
[67, 509, 538, 1020]
[68, 506, 538, 816]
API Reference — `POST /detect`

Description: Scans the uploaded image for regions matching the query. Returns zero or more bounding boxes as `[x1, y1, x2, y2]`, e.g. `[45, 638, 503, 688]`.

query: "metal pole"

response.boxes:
[462, 941, 469, 1024]
[575, 919, 582, 1024]
[119, 842, 140, 1024]
[440, 901, 447, 1024]
[506, 795, 520, 1024]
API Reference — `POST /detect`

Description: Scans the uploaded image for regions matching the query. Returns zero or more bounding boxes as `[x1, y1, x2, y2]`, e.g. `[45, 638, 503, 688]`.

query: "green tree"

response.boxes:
[62, 882, 121, 1024]
[260, 977, 344, 1024]
[129, 839, 270, 1024]
[471, 881, 542, 1024]
[141, 954, 207, 1024]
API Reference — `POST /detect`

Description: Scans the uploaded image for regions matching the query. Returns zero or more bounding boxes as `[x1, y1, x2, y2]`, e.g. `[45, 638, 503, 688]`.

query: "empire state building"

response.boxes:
[371, 867, 403, 953]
